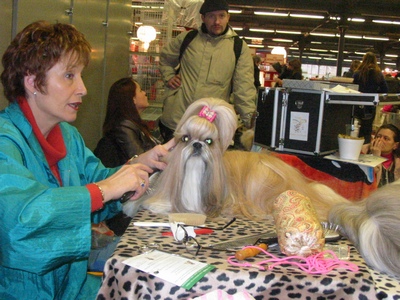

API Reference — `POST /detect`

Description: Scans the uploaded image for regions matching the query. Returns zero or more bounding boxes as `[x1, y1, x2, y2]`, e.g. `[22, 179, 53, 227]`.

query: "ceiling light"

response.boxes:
[330, 50, 349, 54]
[343, 34, 362, 39]
[244, 37, 264, 41]
[310, 48, 328, 52]
[254, 11, 288, 17]
[271, 46, 287, 58]
[137, 25, 157, 51]
[386, 54, 398, 58]
[250, 28, 275, 33]
[324, 58, 338, 61]
[355, 52, 367, 55]
[347, 18, 365, 22]
[229, 9, 242, 14]
[232, 27, 243, 31]
[363, 36, 389, 41]
[272, 38, 293, 42]
[308, 56, 322, 59]
[276, 30, 301, 35]
[248, 44, 265, 48]
[132, 4, 163, 9]
[319, 53, 336, 57]
[373, 20, 400, 25]
[310, 32, 336, 37]
[290, 13, 325, 19]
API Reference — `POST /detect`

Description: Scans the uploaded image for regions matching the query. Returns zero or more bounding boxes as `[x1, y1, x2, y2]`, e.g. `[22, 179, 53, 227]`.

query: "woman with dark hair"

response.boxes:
[363, 123, 400, 187]
[343, 59, 360, 78]
[94, 78, 161, 235]
[94, 78, 161, 168]
[274, 58, 303, 87]
[353, 52, 388, 143]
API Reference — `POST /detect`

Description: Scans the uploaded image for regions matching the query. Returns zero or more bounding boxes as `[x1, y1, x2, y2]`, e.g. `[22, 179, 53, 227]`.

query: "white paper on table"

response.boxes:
[123, 250, 215, 290]
[324, 153, 387, 167]
[323, 85, 361, 93]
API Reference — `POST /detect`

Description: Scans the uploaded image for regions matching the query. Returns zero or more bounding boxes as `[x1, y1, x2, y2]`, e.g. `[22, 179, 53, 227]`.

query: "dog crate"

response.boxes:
[254, 87, 379, 156]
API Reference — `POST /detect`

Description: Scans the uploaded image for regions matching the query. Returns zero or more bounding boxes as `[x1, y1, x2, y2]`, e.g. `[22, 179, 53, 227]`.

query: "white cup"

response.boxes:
[338, 137, 365, 160]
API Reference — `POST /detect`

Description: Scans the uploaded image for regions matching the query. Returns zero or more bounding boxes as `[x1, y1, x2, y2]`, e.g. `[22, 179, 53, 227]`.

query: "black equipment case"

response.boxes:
[254, 87, 379, 156]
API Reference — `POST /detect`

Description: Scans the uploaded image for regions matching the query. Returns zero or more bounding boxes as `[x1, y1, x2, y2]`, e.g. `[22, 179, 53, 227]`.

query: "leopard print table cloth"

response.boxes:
[96, 209, 400, 300]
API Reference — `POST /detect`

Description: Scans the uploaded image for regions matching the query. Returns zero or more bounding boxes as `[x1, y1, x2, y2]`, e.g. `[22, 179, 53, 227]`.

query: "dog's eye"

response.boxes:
[181, 135, 190, 142]
[204, 138, 213, 145]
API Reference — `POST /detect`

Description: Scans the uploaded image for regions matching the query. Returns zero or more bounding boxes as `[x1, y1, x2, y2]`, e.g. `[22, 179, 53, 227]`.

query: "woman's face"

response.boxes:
[133, 82, 148, 112]
[375, 128, 399, 155]
[26, 56, 87, 136]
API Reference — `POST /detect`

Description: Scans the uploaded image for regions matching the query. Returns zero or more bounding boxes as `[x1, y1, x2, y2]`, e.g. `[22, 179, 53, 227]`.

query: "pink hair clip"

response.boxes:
[198, 105, 217, 122]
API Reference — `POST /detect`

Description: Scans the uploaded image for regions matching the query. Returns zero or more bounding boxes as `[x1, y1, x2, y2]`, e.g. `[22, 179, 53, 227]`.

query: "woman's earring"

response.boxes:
[33, 91, 37, 96]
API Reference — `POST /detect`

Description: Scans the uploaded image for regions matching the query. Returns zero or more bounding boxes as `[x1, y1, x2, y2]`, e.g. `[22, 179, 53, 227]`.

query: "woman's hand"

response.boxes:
[97, 163, 153, 203]
[370, 137, 383, 156]
[133, 138, 176, 170]
[96, 139, 176, 203]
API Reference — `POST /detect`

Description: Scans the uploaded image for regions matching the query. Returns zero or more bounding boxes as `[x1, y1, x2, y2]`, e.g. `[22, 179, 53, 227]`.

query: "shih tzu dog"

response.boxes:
[124, 97, 400, 278]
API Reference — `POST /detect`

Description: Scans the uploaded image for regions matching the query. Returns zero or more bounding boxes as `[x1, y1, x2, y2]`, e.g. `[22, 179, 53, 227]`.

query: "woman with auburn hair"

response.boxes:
[0, 21, 173, 299]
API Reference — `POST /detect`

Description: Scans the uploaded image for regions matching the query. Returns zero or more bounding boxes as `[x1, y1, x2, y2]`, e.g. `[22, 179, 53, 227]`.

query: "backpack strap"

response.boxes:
[177, 30, 243, 74]
[232, 35, 243, 66]
[179, 30, 199, 63]
[180, 30, 242, 64]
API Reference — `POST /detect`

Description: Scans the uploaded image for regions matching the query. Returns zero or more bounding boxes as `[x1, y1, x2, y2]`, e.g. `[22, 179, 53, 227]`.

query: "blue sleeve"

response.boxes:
[0, 121, 119, 275]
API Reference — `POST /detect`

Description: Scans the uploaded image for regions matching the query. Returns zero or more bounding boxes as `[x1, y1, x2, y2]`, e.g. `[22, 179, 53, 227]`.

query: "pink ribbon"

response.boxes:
[198, 105, 217, 122]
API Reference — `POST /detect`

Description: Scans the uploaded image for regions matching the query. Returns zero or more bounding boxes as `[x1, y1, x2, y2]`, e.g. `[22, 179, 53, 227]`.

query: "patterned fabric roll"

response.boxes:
[273, 190, 325, 257]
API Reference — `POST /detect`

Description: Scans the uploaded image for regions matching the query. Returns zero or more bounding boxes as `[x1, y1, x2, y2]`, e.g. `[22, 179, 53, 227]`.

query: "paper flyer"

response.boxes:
[324, 153, 387, 167]
[123, 250, 215, 290]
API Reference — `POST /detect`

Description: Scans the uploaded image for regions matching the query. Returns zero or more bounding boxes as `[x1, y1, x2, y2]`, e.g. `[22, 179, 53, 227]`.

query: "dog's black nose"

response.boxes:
[193, 142, 202, 150]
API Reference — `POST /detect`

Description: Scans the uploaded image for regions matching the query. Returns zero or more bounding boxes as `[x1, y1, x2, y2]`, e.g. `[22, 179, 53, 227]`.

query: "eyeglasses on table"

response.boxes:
[175, 217, 236, 256]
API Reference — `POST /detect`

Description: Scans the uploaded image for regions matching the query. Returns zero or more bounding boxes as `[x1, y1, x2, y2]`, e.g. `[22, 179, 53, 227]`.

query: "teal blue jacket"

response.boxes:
[0, 102, 121, 299]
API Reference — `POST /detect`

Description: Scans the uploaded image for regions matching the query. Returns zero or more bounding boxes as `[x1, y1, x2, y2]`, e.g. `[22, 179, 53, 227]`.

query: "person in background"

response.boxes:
[353, 52, 388, 143]
[343, 60, 360, 78]
[158, 0, 257, 142]
[274, 58, 303, 87]
[94, 77, 161, 168]
[94, 77, 161, 236]
[362, 124, 400, 187]
[253, 55, 262, 89]
[0, 21, 173, 300]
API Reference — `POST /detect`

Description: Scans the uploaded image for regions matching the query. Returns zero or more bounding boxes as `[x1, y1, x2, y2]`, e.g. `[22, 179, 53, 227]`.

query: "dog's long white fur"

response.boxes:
[124, 97, 400, 278]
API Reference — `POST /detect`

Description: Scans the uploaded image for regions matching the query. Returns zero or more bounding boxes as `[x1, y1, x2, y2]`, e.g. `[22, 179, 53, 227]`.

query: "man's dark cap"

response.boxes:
[200, 0, 229, 15]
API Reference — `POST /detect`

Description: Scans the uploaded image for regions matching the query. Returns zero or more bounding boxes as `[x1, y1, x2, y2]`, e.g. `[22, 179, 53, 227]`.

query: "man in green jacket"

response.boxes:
[159, 0, 257, 142]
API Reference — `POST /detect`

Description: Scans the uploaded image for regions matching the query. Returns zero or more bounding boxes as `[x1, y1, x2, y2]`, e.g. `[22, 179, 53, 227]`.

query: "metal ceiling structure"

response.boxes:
[227, 0, 400, 71]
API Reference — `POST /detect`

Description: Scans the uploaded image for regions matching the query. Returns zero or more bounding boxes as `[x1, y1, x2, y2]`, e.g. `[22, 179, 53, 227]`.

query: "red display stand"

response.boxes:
[264, 70, 278, 87]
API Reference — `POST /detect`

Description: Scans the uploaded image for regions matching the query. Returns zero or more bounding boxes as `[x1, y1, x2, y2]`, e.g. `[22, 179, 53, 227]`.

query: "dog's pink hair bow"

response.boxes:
[198, 105, 217, 122]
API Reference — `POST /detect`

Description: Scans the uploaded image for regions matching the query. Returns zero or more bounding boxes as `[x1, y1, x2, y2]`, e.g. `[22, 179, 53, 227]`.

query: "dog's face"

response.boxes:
[173, 97, 238, 156]
[174, 115, 222, 171]
[151, 98, 239, 215]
